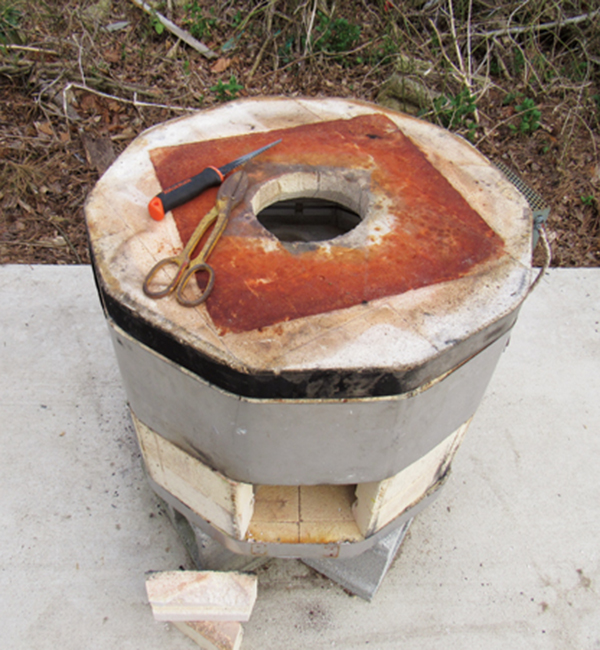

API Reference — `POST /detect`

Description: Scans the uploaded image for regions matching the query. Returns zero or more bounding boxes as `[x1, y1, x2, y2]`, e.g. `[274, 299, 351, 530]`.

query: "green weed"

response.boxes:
[504, 92, 541, 134]
[184, 1, 216, 40]
[151, 19, 163, 35]
[232, 10, 243, 28]
[432, 87, 478, 140]
[503, 91, 520, 106]
[531, 53, 557, 84]
[310, 12, 361, 57]
[489, 56, 502, 77]
[210, 75, 243, 102]
[562, 59, 589, 83]
[0, 1, 22, 44]
[277, 34, 295, 65]
[508, 96, 541, 134]
[581, 195, 596, 207]
[365, 34, 398, 65]
[513, 47, 526, 76]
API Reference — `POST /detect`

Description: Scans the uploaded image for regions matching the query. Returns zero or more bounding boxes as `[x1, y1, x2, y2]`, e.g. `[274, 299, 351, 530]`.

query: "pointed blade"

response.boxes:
[218, 139, 282, 176]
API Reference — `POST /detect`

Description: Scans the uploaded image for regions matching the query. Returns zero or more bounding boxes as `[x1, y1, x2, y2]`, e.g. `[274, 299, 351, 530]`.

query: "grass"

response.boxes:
[309, 12, 361, 56]
[210, 75, 243, 102]
[504, 93, 542, 135]
[183, 1, 216, 40]
[431, 87, 478, 140]
[1, 0, 599, 266]
[0, 0, 22, 44]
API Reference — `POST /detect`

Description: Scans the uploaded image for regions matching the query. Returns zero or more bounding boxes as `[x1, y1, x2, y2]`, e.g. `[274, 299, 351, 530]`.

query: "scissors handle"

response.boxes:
[176, 262, 215, 307]
[143, 172, 249, 306]
[142, 256, 186, 298]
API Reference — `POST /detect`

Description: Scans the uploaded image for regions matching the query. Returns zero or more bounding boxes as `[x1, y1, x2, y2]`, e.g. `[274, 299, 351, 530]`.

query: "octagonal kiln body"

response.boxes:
[86, 98, 532, 555]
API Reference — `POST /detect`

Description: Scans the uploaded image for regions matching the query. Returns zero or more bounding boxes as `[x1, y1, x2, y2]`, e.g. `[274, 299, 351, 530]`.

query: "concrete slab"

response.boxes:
[1, 265, 599, 649]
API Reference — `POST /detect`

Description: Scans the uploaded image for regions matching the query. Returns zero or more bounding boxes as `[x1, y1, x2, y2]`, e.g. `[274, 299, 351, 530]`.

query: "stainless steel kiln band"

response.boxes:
[108, 320, 511, 486]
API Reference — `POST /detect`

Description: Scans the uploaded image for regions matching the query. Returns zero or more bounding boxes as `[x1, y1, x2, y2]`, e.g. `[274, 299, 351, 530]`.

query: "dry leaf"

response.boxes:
[34, 121, 55, 138]
[104, 48, 121, 64]
[79, 94, 99, 111]
[39, 236, 67, 248]
[211, 57, 231, 74]
[80, 133, 116, 175]
[17, 199, 34, 214]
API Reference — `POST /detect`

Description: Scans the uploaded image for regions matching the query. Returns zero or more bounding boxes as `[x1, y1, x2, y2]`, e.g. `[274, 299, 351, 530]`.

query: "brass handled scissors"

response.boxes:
[143, 171, 248, 307]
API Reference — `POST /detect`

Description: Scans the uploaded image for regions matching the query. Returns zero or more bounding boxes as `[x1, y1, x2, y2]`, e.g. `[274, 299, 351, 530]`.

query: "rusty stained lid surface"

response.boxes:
[85, 98, 533, 378]
[150, 113, 505, 335]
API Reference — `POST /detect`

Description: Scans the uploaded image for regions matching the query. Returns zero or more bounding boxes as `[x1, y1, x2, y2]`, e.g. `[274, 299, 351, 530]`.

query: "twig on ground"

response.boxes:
[475, 8, 600, 38]
[428, 19, 464, 85]
[128, 0, 218, 59]
[254, 37, 381, 81]
[247, 36, 272, 82]
[85, 75, 163, 99]
[447, 0, 468, 86]
[304, 0, 319, 57]
[61, 82, 196, 122]
[445, 0, 479, 122]
[73, 35, 87, 86]
[247, 0, 278, 81]
[48, 217, 82, 263]
[1, 44, 59, 55]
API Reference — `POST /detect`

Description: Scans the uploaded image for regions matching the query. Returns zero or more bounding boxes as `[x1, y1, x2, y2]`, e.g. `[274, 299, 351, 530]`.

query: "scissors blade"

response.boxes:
[217, 169, 250, 204]
[218, 139, 281, 176]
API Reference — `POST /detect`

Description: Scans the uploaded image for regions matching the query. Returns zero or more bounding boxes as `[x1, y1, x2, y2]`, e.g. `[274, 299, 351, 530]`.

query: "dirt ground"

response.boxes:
[1, 0, 599, 267]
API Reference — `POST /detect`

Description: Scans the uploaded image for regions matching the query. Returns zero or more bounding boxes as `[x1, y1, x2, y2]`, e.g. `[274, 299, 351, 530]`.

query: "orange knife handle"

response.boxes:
[148, 166, 224, 221]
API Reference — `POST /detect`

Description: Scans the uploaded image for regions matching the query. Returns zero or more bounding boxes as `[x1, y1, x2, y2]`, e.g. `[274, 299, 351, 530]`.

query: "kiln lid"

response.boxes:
[85, 98, 533, 399]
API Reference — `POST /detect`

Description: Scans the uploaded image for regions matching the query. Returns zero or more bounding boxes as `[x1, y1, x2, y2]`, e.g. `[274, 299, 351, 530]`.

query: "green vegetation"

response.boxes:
[432, 87, 478, 140]
[183, 1, 216, 40]
[210, 75, 243, 102]
[310, 12, 361, 55]
[1, 0, 598, 267]
[504, 93, 541, 134]
[0, 1, 21, 44]
[149, 12, 164, 36]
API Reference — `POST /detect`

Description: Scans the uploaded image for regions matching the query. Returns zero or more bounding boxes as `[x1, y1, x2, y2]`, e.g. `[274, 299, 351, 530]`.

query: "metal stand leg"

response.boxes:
[161, 497, 270, 573]
[302, 519, 412, 601]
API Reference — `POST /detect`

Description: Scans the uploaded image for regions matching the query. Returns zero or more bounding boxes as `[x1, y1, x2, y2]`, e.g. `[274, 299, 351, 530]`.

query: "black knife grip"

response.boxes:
[148, 166, 223, 220]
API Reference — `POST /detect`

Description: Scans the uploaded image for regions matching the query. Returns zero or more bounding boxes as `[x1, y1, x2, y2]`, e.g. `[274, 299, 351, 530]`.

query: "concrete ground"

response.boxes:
[1, 264, 599, 650]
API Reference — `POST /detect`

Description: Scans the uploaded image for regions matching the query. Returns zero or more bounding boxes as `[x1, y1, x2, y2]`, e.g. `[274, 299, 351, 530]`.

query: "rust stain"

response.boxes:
[150, 114, 505, 334]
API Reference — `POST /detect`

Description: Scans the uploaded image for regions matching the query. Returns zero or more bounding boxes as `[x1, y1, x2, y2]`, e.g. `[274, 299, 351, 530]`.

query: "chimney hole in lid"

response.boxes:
[257, 198, 362, 243]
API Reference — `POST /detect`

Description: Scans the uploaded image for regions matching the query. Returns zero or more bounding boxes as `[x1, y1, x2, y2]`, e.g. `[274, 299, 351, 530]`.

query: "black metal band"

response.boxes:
[90, 254, 519, 401]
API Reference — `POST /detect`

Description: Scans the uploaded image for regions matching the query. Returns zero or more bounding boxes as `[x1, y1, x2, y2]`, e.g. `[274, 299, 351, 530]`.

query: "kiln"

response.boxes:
[85, 98, 533, 599]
